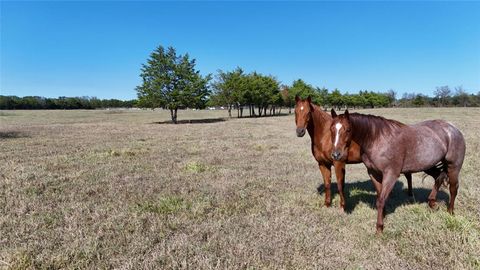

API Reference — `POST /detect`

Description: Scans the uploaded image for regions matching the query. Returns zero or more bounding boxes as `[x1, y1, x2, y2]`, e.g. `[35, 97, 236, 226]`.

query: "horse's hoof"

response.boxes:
[324, 202, 331, 207]
[376, 225, 384, 235]
[428, 201, 439, 211]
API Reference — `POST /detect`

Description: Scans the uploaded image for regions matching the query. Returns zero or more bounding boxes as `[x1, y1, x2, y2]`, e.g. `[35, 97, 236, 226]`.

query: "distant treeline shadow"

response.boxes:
[152, 118, 227, 125]
[0, 131, 29, 139]
[317, 179, 449, 215]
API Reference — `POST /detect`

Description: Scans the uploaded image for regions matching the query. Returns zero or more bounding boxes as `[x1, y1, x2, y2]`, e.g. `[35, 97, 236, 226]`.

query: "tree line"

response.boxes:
[397, 86, 480, 107]
[0, 96, 136, 110]
[2, 45, 479, 124]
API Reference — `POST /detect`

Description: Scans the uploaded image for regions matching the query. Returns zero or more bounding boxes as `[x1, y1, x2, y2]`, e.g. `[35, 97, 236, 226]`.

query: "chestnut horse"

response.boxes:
[294, 96, 412, 209]
[330, 109, 466, 233]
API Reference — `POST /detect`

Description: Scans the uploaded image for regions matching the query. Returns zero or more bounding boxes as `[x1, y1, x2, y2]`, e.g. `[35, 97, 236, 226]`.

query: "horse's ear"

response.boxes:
[306, 96, 311, 103]
[344, 109, 350, 119]
[331, 109, 337, 118]
[295, 95, 300, 102]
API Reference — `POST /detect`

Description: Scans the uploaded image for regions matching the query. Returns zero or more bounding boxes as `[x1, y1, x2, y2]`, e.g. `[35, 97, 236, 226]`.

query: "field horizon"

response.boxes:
[1, 108, 479, 269]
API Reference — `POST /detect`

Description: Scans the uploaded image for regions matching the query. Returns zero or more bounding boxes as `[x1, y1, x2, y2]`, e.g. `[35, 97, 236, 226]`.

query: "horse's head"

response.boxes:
[330, 109, 352, 161]
[295, 95, 314, 137]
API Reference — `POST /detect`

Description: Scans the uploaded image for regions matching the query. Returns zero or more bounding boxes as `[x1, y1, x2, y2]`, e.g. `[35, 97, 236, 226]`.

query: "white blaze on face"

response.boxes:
[300, 106, 304, 111]
[334, 123, 342, 147]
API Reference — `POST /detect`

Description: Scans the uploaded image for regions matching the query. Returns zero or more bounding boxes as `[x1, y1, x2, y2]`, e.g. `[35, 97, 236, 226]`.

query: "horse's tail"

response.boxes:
[421, 161, 449, 187]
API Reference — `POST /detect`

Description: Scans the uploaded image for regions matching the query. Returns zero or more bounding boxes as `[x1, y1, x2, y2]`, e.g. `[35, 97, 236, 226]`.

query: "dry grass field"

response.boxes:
[1, 108, 479, 269]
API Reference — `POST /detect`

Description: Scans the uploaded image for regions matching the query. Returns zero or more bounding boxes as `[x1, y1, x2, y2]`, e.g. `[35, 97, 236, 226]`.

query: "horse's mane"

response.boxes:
[349, 113, 406, 147]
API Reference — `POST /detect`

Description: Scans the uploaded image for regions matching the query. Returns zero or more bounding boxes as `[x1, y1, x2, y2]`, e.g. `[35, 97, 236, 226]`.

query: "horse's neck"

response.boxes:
[307, 106, 331, 140]
[350, 116, 385, 154]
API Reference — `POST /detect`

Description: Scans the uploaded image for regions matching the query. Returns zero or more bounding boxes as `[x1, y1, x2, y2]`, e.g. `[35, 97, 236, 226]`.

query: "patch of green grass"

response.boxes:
[185, 161, 207, 173]
[136, 196, 191, 215]
[440, 212, 475, 232]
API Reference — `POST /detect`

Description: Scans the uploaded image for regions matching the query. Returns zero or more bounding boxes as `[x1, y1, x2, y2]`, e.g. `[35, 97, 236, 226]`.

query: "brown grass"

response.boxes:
[1, 108, 479, 269]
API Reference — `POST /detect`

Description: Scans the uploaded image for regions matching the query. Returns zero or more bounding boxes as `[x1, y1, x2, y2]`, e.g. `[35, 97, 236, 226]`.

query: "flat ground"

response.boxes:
[1, 108, 479, 269]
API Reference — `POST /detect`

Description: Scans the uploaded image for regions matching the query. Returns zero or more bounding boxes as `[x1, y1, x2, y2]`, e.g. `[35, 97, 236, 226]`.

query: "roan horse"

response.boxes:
[330, 109, 466, 233]
[295, 96, 412, 209]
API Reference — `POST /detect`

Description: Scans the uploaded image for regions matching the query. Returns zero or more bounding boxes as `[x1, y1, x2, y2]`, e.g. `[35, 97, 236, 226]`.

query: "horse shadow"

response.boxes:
[151, 118, 226, 124]
[317, 179, 450, 215]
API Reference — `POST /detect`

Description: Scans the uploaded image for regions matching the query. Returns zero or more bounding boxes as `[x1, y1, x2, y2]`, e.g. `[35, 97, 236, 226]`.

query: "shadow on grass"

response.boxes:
[0, 131, 29, 139]
[151, 113, 293, 125]
[317, 179, 449, 215]
[151, 118, 227, 124]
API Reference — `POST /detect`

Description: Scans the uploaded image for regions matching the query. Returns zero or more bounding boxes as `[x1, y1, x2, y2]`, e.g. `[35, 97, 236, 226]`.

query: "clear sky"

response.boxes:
[1, 1, 479, 100]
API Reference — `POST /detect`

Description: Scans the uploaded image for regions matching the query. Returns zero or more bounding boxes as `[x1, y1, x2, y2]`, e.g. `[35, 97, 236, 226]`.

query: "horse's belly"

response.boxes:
[402, 132, 447, 172]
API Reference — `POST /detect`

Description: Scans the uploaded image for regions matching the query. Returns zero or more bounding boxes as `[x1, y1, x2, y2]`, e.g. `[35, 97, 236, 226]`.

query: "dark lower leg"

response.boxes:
[334, 162, 346, 210]
[406, 173, 413, 196]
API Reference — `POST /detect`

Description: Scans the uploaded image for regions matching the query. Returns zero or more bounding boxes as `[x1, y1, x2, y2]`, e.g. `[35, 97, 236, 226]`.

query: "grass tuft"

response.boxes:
[185, 161, 207, 173]
[136, 196, 191, 215]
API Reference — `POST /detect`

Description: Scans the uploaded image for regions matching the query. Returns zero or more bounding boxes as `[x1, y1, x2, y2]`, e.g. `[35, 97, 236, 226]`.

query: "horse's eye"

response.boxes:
[347, 128, 351, 132]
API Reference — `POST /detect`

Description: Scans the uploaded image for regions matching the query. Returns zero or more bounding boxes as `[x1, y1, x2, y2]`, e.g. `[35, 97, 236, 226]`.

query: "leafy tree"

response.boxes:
[212, 67, 245, 117]
[314, 87, 329, 107]
[280, 85, 293, 114]
[329, 89, 344, 109]
[289, 79, 316, 100]
[452, 86, 469, 107]
[434, 85, 451, 106]
[136, 46, 211, 123]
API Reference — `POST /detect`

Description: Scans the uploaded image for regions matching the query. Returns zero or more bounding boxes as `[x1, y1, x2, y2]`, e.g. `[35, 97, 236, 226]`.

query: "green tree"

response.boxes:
[329, 89, 344, 110]
[212, 67, 245, 117]
[280, 85, 293, 114]
[136, 46, 211, 123]
[289, 79, 316, 100]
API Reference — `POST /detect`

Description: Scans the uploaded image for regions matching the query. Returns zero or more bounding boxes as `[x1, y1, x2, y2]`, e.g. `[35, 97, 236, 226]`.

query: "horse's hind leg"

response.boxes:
[425, 167, 444, 210]
[447, 166, 460, 215]
[405, 173, 413, 197]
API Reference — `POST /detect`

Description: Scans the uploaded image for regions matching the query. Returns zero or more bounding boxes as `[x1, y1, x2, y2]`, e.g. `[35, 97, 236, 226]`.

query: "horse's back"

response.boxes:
[408, 119, 465, 168]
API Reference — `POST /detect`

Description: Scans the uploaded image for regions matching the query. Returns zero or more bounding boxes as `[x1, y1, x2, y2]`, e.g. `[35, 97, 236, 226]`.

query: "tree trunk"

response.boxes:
[170, 108, 178, 124]
[258, 106, 262, 117]
[240, 107, 243, 118]
[228, 104, 232, 118]
[289, 107, 292, 114]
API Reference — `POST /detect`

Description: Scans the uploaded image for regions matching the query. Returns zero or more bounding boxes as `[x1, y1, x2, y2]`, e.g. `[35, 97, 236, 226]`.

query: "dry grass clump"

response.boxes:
[1, 108, 479, 269]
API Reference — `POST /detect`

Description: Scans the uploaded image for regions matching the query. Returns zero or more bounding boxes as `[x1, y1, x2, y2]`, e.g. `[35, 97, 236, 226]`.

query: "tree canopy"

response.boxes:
[135, 46, 211, 123]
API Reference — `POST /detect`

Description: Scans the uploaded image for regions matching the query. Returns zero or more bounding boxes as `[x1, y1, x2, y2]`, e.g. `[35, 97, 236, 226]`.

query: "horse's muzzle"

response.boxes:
[331, 151, 342, 161]
[296, 128, 306, 137]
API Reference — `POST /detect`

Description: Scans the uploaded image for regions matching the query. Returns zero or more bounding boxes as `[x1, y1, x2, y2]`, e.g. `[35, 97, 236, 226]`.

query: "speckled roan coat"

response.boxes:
[294, 97, 413, 209]
[330, 110, 466, 233]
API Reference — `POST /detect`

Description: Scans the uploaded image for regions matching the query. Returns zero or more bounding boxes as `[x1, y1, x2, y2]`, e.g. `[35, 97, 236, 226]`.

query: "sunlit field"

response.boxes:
[1, 108, 479, 269]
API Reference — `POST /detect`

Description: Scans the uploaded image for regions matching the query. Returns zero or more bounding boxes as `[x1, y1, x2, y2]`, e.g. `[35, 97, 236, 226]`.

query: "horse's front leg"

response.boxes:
[376, 170, 400, 234]
[367, 168, 382, 199]
[319, 163, 332, 207]
[333, 161, 346, 210]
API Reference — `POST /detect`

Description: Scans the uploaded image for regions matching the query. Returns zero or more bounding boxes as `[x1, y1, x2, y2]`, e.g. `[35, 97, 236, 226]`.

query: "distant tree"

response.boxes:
[386, 89, 397, 106]
[452, 86, 469, 107]
[314, 87, 329, 107]
[413, 94, 426, 106]
[434, 85, 451, 106]
[136, 45, 211, 123]
[280, 85, 293, 114]
[212, 67, 245, 117]
[289, 79, 316, 100]
[329, 89, 344, 110]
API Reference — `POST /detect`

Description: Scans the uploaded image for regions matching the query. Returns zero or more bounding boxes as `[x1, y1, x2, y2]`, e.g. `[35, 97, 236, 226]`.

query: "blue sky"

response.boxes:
[1, 1, 479, 100]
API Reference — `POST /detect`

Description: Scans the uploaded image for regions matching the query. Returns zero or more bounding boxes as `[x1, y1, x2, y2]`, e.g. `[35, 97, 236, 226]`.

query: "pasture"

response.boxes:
[1, 108, 479, 269]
